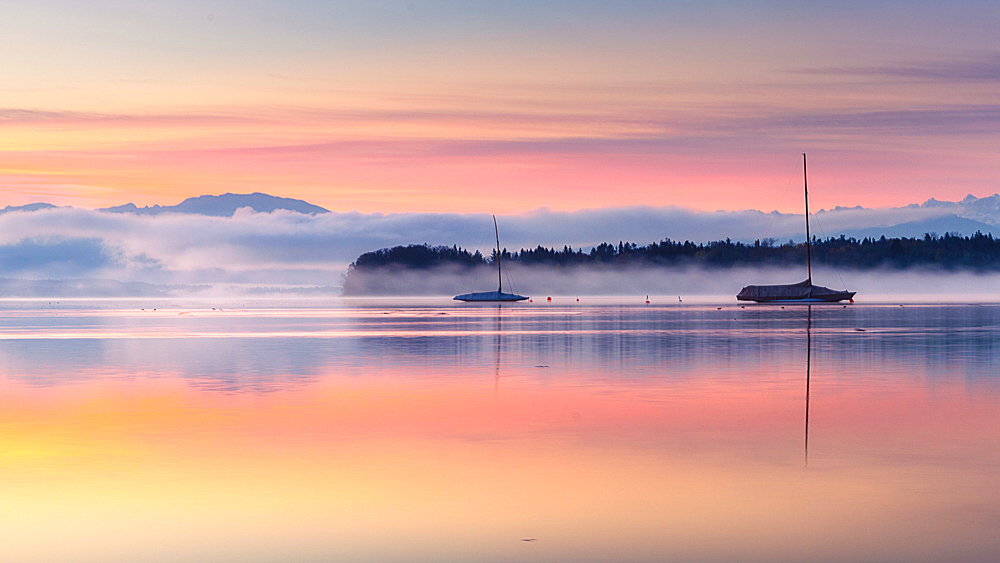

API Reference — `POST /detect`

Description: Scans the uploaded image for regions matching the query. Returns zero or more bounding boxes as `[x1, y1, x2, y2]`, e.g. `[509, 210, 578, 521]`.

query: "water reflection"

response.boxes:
[3, 304, 1000, 388]
[1, 302, 999, 562]
[494, 304, 501, 400]
[805, 305, 811, 466]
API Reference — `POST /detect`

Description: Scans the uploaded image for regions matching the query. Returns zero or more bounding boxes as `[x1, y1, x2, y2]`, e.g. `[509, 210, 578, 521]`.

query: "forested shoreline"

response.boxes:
[342, 232, 1000, 294]
[350, 232, 1000, 270]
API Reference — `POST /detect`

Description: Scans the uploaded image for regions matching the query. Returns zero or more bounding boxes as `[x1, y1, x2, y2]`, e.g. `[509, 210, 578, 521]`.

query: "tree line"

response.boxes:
[348, 231, 1000, 273]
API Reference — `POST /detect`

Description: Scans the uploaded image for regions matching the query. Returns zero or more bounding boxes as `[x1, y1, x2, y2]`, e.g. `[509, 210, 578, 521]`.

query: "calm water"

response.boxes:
[2, 298, 999, 563]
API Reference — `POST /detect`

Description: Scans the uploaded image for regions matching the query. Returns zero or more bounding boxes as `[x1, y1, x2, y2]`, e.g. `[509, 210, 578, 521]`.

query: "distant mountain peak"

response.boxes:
[958, 193, 1000, 204]
[0, 202, 60, 215]
[920, 197, 955, 208]
[99, 192, 329, 217]
[823, 205, 866, 212]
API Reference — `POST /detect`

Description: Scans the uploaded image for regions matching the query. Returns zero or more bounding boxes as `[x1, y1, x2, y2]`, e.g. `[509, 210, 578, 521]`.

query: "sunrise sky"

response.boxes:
[3, 0, 998, 214]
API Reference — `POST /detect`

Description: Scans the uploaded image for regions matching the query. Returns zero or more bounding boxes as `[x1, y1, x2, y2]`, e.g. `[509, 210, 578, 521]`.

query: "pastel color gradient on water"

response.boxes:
[1, 301, 999, 562]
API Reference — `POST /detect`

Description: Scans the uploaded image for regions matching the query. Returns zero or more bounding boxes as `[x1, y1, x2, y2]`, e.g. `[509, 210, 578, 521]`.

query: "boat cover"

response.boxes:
[454, 290, 529, 302]
[737, 279, 855, 302]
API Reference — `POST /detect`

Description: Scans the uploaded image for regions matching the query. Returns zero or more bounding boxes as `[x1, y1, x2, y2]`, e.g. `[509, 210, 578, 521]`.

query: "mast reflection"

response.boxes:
[495, 304, 502, 400]
[805, 305, 812, 467]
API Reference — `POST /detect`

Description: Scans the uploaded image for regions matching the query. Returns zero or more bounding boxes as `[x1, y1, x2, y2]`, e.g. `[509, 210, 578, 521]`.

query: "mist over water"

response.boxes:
[343, 263, 1000, 302]
[4, 202, 1000, 299]
[1, 262, 997, 301]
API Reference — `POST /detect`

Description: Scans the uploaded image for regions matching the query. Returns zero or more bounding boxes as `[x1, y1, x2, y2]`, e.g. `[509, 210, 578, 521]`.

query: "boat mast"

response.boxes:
[493, 214, 502, 292]
[803, 153, 812, 283]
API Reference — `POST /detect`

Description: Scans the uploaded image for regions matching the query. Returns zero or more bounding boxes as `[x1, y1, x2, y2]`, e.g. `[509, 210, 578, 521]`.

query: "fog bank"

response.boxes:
[344, 263, 1000, 301]
[2, 202, 1000, 298]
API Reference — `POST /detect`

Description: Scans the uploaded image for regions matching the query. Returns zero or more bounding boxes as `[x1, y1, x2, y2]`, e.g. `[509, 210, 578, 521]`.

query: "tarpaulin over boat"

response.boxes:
[737, 279, 855, 302]
[454, 290, 528, 302]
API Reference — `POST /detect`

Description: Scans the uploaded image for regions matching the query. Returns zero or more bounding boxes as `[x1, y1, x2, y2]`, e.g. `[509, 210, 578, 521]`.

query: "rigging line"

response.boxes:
[500, 252, 516, 294]
[493, 215, 523, 296]
[492, 216, 519, 296]
[505, 262, 518, 296]
[494, 214, 502, 291]
[743, 156, 802, 288]
[473, 214, 499, 291]
[467, 239, 494, 294]
[808, 207, 850, 290]
[503, 251, 523, 297]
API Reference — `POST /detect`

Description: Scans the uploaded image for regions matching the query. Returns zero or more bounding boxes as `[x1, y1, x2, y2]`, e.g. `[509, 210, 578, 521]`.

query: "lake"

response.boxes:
[2, 298, 999, 562]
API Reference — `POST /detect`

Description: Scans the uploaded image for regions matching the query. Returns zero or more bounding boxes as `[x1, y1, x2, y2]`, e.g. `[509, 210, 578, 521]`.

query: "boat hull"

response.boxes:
[747, 295, 856, 303]
[737, 280, 855, 303]
[454, 290, 529, 302]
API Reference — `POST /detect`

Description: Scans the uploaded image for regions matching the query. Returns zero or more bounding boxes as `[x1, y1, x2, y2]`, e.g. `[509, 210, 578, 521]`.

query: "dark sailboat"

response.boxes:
[454, 216, 529, 302]
[737, 154, 856, 303]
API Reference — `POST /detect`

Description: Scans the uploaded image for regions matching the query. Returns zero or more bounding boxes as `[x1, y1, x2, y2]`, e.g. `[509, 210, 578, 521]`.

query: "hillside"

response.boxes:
[100, 192, 329, 216]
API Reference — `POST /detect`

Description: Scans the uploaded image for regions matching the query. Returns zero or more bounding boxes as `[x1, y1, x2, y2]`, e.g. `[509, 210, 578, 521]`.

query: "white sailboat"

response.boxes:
[454, 215, 529, 302]
[737, 154, 856, 303]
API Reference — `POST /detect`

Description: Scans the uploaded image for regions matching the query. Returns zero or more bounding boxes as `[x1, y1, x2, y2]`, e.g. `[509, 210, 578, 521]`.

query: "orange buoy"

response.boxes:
[546, 296, 552, 301]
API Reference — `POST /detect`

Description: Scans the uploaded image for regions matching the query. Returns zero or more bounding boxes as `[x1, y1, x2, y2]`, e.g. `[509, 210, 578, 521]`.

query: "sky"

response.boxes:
[2, 0, 999, 215]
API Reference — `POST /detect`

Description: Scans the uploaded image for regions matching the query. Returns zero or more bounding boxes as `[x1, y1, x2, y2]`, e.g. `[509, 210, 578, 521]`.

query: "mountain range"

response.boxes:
[99, 192, 329, 216]
[822, 194, 1000, 240]
[4, 191, 1000, 241]
[2, 192, 328, 217]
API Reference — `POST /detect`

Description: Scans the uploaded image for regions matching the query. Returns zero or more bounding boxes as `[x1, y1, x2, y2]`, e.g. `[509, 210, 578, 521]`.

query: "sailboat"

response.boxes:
[454, 215, 529, 302]
[737, 154, 856, 303]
